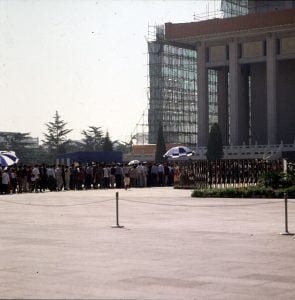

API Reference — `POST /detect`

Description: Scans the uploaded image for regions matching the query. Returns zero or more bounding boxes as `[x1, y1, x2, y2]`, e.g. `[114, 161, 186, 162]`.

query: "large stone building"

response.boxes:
[148, 0, 295, 159]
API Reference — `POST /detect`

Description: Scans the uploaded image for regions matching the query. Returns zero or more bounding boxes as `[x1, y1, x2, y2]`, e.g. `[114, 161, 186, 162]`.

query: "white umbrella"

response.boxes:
[128, 159, 140, 166]
[0, 151, 19, 167]
[163, 146, 194, 158]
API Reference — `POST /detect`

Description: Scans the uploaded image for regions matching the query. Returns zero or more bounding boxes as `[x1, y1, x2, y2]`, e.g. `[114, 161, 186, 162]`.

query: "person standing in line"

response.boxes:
[102, 164, 110, 189]
[55, 165, 63, 191]
[47, 165, 56, 191]
[22, 165, 28, 193]
[69, 164, 77, 190]
[136, 163, 145, 187]
[2, 169, 10, 194]
[158, 163, 164, 186]
[142, 162, 148, 187]
[31, 164, 40, 192]
[16, 165, 24, 193]
[124, 167, 131, 190]
[96, 163, 104, 189]
[39, 163, 48, 192]
[76, 166, 85, 190]
[173, 163, 181, 186]
[26, 165, 32, 192]
[115, 163, 124, 188]
[10, 168, 17, 193]
[64, 166, 71, 190]
[151, 163, 158, 186]
[0, 166, 3, 194]
[110, 164, 116, 188]
[85, 163, 93, 189]
[164, 163, 170, 186]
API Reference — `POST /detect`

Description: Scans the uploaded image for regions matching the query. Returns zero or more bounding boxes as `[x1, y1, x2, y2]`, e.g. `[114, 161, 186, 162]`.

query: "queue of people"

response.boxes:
[0, 161, 180, 194]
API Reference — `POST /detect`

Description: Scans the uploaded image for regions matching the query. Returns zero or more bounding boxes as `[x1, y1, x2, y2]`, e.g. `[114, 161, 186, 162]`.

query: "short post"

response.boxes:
[280, 193, 294, 236]
[111, 192, 124, 228]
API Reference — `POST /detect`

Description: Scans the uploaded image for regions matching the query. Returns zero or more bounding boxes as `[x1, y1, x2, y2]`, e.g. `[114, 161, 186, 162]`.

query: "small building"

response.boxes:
[123, 143, 182, 162]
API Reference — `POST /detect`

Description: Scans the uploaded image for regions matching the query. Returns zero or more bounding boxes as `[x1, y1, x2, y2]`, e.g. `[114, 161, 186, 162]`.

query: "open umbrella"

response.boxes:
[128, 159, 140, 166]
[163, 146, 194, 158]
[0, 151, 19, 167]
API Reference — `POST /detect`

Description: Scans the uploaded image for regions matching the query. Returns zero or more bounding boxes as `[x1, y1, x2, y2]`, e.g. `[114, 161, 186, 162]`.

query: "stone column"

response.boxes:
[217, 67, 229, 145]
[197, 41, 209, 147]
[229, 40, 240, 145]
[239, 64, 250, 145]
[266, 34, 277, 145]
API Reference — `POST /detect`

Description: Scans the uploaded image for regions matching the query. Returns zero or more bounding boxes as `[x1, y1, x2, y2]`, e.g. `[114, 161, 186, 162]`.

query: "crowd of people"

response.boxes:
[0, 162, 181, 194]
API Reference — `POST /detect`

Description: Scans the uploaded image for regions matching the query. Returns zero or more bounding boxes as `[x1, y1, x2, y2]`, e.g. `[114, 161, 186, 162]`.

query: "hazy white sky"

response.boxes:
[0, 0, 220, 143]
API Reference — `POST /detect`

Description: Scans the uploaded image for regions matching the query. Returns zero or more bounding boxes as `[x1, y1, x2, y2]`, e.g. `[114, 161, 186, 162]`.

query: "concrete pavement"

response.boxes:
[0, 187, 294, 299]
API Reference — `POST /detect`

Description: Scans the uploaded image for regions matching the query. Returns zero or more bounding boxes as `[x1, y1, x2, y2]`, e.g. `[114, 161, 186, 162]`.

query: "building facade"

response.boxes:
[165, 6, 295, 148]
[147, 1, 295, 160]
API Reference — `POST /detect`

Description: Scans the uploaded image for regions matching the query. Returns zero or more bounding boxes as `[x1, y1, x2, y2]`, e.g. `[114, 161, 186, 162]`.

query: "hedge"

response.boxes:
[191, 186, 295, 198]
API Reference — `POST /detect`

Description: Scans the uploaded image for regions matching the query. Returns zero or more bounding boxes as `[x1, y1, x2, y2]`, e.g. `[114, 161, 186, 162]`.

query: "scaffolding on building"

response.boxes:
[147, 24, 219, 149]
[147, 25, 198, 148]
[221, 0, 295, 17]
[221, 0, 249, 17]
[130, 106, 149, 145]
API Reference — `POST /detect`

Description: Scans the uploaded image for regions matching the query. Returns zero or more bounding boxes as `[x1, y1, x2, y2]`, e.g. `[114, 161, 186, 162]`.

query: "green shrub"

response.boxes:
[258, 170, 295, 189]
[285, 186, 295, 198]
[259, 171, 284, 189]
[191, 186, 294, 198]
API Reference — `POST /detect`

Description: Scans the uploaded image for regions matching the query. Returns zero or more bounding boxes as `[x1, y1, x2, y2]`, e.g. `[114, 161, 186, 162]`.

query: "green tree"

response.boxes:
[102, 131, 114, 152]
[81, 126, 103, 151]
[42, 111, 73, 155]
[206, 123, 223, 160]
[155, 122, 166, 163]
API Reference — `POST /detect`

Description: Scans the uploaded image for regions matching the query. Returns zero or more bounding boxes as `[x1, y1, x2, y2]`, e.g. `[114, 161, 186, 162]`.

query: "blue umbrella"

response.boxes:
[0, 151, 19, 167]
[163, 146, 194, 158]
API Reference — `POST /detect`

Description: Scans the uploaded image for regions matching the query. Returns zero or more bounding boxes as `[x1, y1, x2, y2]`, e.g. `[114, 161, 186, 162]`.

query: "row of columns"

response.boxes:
[197, 35, 277, 146]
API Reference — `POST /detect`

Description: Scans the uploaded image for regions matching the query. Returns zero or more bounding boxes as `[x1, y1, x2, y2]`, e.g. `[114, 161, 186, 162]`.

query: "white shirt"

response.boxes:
[2, 172, 10, 185]
[31, 167, 40, 182]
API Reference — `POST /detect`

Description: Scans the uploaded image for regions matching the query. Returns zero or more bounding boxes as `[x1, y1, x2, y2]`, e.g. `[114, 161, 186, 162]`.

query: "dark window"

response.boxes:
[276, 39, 280, 55]
[263, 40, 266, 56]
[238, 43, 242, 58]
[206, 47, 209, 62]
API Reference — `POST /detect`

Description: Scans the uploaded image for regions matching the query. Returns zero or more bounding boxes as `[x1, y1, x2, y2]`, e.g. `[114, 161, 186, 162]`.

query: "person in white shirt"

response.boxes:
[31, 165, 40, 192]
[2, 169, 10, 194]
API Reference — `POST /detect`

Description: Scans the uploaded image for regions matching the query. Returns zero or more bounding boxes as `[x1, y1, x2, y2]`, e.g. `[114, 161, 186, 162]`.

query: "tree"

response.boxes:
[206, 123, 223, 160]
[102, 131, 114, 152]
[42, 111, 73, 155]
[155, 122, 167, 163]
[81, 126, 103, 151]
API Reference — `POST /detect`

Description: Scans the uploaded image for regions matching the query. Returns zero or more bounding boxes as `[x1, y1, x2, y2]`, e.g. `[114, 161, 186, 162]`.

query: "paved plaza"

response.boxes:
[0, 187, 295, 299]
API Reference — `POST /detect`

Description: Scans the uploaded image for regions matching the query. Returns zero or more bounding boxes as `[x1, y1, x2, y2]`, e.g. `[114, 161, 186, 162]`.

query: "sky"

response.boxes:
[0, 0, 221, 144]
